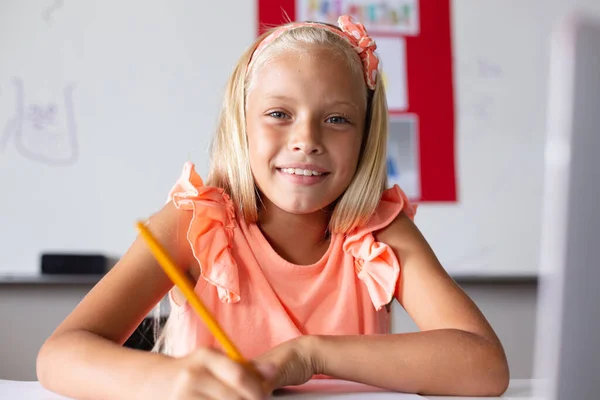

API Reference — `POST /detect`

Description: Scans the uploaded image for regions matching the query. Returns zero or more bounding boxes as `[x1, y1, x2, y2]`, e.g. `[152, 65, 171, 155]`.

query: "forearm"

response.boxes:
[37, 330, 172, 400]
[310, 329, 509, 396]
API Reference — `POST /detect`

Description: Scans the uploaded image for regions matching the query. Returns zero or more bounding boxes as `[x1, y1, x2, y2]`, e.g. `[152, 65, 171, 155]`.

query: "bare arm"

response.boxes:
[36, 202, 194, 400]
[308, 212, 509, 396]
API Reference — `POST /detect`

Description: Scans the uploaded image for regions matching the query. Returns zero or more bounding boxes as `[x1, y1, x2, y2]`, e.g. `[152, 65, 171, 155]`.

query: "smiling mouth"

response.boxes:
[277, 167, 328, 176]
[275, 168, 330, 186]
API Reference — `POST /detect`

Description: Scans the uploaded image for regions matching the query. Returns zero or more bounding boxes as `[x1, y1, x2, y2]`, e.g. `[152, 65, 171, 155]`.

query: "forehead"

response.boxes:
[248, 46, 367, 107]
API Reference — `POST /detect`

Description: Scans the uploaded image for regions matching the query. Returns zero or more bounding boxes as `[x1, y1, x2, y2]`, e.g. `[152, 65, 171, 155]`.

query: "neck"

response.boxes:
[257, 198, 331, 265]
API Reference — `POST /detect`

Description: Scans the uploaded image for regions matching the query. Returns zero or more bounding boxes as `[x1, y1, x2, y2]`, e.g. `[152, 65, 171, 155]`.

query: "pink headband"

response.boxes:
[249, 15, 379, 90]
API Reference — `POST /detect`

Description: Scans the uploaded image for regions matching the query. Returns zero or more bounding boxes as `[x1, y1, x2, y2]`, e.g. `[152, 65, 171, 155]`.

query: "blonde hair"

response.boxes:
[207, 22, 390, 234]
[153, 22, 390, 354]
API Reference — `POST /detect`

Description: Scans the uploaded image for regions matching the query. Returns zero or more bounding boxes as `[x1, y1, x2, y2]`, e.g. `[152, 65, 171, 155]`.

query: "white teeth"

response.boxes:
[281, 168, 323, 176]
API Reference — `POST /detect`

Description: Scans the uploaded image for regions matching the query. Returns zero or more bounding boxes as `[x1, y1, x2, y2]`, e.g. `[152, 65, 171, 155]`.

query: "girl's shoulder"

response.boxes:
[167, 161, 234, 216]
[340, 185, 417, 311]
[167, 161, 240, 303]
[350, 185, 417, 238]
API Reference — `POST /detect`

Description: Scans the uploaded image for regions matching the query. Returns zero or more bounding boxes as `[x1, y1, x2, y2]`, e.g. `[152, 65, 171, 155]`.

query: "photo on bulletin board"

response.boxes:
[387, 114, 420, 200]
[375, 36, 408, 112]
[295, 0, 420, 36]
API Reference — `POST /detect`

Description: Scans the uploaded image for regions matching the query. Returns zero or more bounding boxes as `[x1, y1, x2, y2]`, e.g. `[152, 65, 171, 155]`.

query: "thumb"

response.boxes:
[255, 362, 278, 381]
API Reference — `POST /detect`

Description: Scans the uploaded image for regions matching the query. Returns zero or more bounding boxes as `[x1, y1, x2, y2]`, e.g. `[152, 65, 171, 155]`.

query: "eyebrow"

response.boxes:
[262, 94, 362, 112]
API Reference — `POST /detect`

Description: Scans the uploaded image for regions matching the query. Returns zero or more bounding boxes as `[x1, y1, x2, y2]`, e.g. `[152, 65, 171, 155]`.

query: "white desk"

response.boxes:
[0, 379, 539, 399]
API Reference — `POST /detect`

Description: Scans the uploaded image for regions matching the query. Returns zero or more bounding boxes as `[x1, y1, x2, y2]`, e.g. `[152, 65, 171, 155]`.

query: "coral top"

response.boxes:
[165, 162, 416, 358]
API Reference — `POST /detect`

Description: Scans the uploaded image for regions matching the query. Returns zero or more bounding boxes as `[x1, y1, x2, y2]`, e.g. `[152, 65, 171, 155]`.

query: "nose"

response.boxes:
[288, 119, 324, 155]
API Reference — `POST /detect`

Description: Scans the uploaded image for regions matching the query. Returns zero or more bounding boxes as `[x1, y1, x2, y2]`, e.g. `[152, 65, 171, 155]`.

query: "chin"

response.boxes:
[272, 198, 330, 215]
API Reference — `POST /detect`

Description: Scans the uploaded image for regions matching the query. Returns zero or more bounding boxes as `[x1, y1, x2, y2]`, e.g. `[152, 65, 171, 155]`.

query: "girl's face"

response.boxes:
[246, 46, 367, 216]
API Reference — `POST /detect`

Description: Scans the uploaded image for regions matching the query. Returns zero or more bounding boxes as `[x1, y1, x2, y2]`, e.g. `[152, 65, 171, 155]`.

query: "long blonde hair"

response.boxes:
[207, 22, 390, 234]
[153, 21, 390, 354]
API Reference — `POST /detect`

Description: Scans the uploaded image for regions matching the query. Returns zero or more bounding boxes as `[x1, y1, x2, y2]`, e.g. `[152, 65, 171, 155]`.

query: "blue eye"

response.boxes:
[269, 111, 288, 119]
[326, 116, 349, 124]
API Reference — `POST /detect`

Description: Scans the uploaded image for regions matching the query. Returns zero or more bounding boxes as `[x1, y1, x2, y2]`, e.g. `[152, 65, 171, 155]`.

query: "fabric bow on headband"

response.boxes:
[249, 15, 380, 90]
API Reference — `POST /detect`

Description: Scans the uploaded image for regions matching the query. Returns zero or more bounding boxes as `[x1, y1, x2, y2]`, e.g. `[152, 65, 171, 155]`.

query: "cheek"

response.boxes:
[248, 137, 267, 174]
[247, 123, 280, 172]
[331, 135, 362, 176]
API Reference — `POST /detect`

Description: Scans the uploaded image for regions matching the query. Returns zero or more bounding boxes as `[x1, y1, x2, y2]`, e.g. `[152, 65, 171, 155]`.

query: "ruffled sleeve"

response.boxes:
[342, 185, 417, 310]
[167, 161, 240, 303]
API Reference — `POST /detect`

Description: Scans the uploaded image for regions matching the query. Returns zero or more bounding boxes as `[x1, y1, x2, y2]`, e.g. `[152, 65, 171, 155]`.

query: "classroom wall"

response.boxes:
[0, 281, 537, 381]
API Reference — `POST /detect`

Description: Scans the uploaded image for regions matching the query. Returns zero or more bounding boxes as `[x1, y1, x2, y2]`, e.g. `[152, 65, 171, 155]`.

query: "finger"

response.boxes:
[254, 362, 279, 392]
[195, 372, 246, 400]
[255, 362, 278, 381]
[196, 349, 266, 400]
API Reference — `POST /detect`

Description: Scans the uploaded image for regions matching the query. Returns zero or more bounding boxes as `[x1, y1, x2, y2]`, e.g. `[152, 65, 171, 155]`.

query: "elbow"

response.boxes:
[490, 359, 510, 396]
[36, 335, 64, 391]
[36, 339, 52, 388]
[443, 332, 510, 397]
[482, 366, 510, 397]
[474, 342, 510, 396]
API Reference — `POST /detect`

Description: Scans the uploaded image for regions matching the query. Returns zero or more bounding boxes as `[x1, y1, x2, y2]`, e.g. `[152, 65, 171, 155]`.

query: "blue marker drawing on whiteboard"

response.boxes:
[477, 57, 503, 78]
[1, 78, 78, 166]
[472, 94, 495, 121]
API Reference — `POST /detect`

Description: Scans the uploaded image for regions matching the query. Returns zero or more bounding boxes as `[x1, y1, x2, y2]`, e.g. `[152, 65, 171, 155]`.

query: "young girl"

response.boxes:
[37, 15, 509, 400]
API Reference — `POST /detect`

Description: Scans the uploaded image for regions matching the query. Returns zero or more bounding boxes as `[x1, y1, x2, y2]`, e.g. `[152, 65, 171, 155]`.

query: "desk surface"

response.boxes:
[0, 379, 540, 399]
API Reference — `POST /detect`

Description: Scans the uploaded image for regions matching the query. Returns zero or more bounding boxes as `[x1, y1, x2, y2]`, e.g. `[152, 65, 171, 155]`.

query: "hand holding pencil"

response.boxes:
[136, 221, 274, 399]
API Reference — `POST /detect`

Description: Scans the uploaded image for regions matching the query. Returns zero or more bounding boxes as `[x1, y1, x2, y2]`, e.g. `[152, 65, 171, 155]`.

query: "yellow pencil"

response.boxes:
[135, 221, 257, 372]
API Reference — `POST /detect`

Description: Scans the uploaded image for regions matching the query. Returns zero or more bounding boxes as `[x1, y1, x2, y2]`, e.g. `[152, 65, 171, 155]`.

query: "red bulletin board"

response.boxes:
[257, 0, 457, 203]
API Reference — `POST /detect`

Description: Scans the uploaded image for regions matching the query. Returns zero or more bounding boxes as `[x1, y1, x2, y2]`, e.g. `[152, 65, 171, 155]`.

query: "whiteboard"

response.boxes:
[1, 1, 597, 277]
[418, 0, 600, 277]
